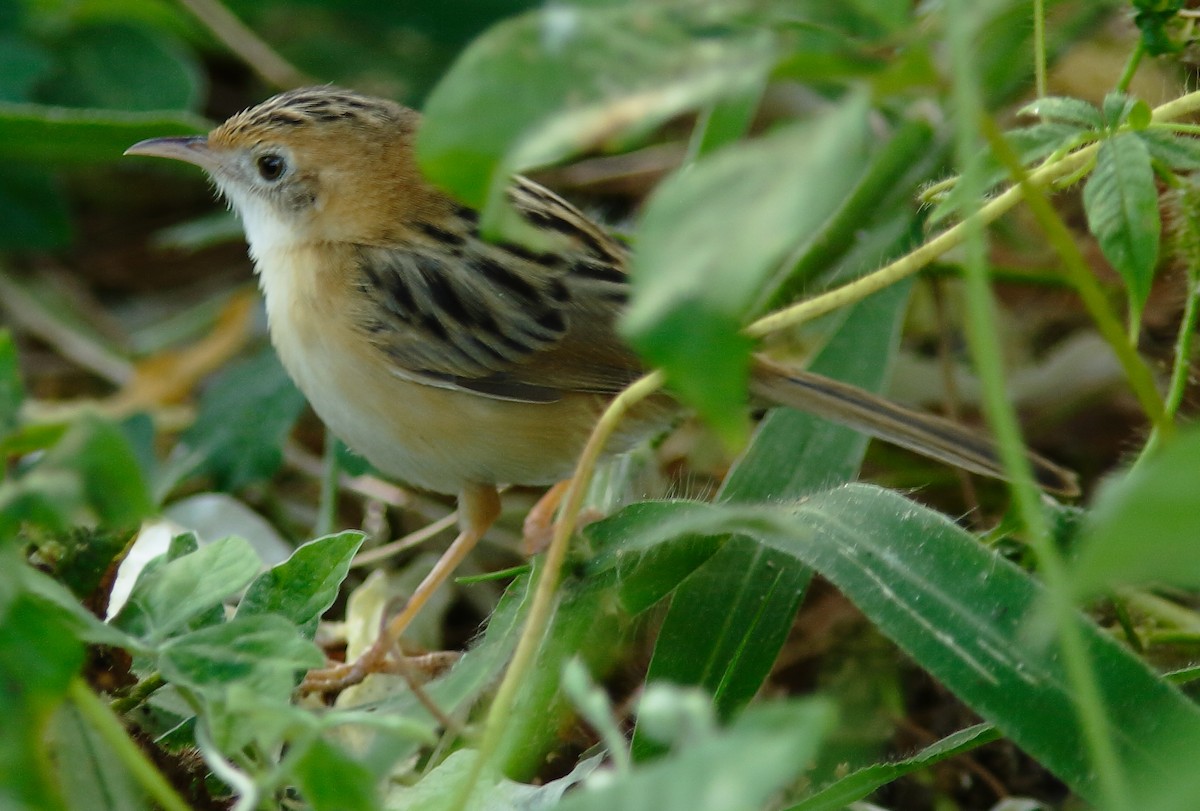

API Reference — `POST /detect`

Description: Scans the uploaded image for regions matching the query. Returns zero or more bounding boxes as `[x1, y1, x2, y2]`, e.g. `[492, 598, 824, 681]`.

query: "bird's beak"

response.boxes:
[124, 135, 216, 170]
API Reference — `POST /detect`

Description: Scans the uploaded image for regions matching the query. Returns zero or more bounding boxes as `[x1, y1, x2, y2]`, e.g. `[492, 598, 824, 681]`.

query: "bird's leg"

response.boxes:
[522, 479, 571, 555]
[522, 479, 607, 554]
[300, 483, 501, 694]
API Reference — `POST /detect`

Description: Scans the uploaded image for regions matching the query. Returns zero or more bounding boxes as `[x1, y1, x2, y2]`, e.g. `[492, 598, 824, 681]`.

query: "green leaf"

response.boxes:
[635, 280, 910, 748]
[0, 422, 67, 459]
[1138, 129, 1200, 171]
[49, 702, 150, 811]
[1018, 95, 1103, 130]
[39, 23, 202, 112]
[556, 699, 833, 811]
[588, 485, 1200, 804]
[496, 567, 632, 777]
[38, 415, 154, 528]
[164, 348, 306, 495]
[111, 535, 261, 643]
[0, 34, 53, 103]
[1128, 99, 1153, 130]
[1005, 120, 1088, 157]
[0, 165, 71, 249]
[764, 118, 939, 308]
[293, 739, 378, 811]
[688, 85, 763, 158]
[1070, 425, 1200, 596]
[0, 101, 206, 164]
[0, 555, 85, 811]
[930, 121, 1083, 225]
[0, 469, 80, 540]
[724, 282, 911, 502]
[787, 723, 1001, 811]
[158, 614, 323, 690]
[1101, 91, 1138, 130]
[19, 564, 138, 650]
[418, 2, 778, 208]
[238, 531, 365, 636]
[585, 507, 723, 616]
[0, 330, 22, 437]
[1133, 1, 1187, 56]
[622, 96, 870, 441]
[386, 748, 600, 811]
[1083, 133, 1161, 322]
[34, 526, 131, 600]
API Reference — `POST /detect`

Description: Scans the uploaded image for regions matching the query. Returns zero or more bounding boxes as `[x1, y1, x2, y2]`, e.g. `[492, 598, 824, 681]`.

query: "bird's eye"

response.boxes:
[256, 153, 286, 181]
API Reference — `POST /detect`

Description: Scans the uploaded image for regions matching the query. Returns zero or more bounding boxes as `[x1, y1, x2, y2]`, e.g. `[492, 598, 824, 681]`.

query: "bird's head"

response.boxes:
[125, 86, 445, 255]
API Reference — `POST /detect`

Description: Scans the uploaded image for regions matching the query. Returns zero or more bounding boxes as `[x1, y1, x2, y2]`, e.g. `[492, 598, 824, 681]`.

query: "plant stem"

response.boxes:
[946, 5, 1130, 807]
[1161, 281, 1200, 417]
[1163, 273, 1199, 418]
[980, 118, 1168, 433]
[176, 0, 310, 89]
[109, 672, 165, 715]
[747, 85, 1200, 341]
[1116, 39, 1146, 95]
[451, 371, 665, 811]
[745, 144, 1094, 339]
[67, 678, 192, 811]
[1142, 206, 1200, 458]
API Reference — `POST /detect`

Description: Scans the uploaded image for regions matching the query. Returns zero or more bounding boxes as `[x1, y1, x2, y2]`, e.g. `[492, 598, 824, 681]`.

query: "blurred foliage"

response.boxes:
[6, 0, 1200, 810]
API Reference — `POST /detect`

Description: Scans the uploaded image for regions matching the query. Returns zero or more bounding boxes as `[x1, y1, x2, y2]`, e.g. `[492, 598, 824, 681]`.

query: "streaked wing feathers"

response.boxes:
[354, 176, 643, 402]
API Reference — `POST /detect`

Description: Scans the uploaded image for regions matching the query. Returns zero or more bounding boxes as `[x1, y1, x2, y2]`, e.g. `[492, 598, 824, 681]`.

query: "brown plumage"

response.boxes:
[126, 86, 1076, 689]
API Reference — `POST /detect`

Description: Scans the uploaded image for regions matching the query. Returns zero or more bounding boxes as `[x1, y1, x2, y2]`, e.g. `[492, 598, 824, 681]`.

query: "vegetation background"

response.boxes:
[4, 0, 1200, 809]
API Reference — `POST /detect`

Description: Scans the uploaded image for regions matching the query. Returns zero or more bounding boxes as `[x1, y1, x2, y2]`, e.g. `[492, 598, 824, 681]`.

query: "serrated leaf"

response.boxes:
[1071, 425, 1200, 596]
[1018, 96, 1103, 129]
[930, 121, 1084, 225]
[111, 535, 261, 643]
[0, 101, 206, 164]
[158, 613, 323, 690]
[1083, 133, 1160, 321]
[1138, 129, 1200, 171]
[1006, 120, 1088, 160]
[418, 2, 778, 208]
[238, 531, 365, 636]
[622, 96, 870, 442]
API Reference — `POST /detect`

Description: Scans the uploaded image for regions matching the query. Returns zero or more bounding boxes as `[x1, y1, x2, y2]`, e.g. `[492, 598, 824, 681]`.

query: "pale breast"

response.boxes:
[253, 242, 637, 494]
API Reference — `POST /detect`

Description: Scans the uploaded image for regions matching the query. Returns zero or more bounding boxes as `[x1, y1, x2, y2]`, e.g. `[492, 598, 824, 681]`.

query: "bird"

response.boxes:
[125, 86, 1077, 690]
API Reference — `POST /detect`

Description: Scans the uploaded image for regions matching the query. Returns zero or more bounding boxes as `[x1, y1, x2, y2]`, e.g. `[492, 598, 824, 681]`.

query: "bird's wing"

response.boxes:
[353, 176, 643, 403]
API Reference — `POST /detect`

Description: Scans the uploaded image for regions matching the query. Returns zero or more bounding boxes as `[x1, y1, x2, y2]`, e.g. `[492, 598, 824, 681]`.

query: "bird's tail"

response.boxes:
[749, 357, 1079, 496]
